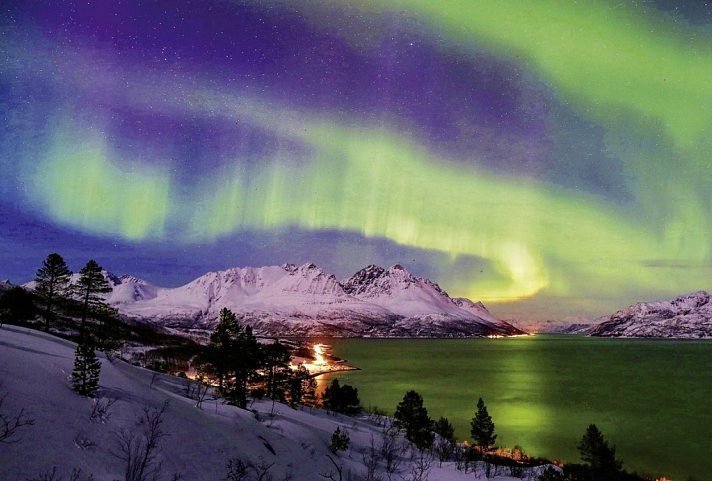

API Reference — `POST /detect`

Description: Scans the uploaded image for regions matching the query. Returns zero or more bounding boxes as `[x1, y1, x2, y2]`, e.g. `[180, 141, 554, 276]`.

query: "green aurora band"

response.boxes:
[12, 1, 712, 317]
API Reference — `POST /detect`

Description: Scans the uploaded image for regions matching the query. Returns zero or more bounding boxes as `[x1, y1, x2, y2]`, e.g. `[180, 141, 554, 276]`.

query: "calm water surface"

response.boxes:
[321, 335, 712, 481]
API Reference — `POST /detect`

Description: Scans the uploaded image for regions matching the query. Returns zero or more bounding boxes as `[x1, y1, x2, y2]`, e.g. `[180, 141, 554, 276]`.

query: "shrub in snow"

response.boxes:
[538, 467, 566, 480]
[89, 397, 117, 423]
[223, 456, 275, 481]
[0, 381, 35, 443]
[113, 401, 173, 481]
[27, 466, 96, 481]
[330, 426, 350, 453]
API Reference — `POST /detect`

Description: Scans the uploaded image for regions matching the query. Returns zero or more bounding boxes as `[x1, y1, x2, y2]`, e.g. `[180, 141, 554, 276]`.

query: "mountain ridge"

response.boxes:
[588, 290, 712, 338]
[107, 262, 526, 338]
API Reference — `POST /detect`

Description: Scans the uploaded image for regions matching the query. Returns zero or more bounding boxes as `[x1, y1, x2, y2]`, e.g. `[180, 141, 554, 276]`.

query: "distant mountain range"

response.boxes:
[587, 291, 712, 339]
[24, 263, 525, 338]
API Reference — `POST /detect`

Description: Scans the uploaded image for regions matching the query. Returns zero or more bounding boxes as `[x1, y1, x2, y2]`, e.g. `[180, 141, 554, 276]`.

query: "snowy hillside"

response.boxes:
[0, 325, 550, 481]
[114, 263, 525, 338]
[588, 291, 712, 338]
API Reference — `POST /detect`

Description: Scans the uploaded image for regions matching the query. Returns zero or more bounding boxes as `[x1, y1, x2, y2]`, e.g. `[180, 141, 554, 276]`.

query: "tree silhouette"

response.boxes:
[578, 424, 622, 478]
[393, 390, 434, 450]
[75, 260, 111, 339]
[470, 397, 497, 453]
[34, 253, 72, 332]
[322, 378, 360, 415]
[0, 287, 37, 324]
[261, 340, 292, 400]
[202, 308, 261, 408]
[72, 342, 101, 397]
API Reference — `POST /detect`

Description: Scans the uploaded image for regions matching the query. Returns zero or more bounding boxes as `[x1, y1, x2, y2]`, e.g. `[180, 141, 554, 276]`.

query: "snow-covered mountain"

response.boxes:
[588, 291, 712, 338]
[0, 279, 12, 293]
[23, 272, 160, 305]
[115, 263, 525, 338]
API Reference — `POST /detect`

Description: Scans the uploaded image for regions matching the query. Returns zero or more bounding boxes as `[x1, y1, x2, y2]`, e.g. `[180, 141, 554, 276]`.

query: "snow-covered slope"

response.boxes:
[588, 291, 712, 338]
[0, 325, 551, 481]
[106, 274, 161, 304]
[117, 263, 525, 338]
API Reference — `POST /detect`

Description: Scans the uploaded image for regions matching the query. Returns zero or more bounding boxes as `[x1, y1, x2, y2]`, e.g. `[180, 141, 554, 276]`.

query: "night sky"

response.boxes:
[3, 1, 712, 322]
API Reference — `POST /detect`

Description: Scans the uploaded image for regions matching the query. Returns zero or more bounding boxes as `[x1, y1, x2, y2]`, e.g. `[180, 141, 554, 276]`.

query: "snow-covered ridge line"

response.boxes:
[22, 263, 524, 338]
[588, 290, 712, 338]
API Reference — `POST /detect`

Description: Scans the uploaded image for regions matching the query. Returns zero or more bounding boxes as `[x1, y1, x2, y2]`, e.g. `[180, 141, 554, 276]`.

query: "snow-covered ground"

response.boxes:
[0, 326, 550, 481]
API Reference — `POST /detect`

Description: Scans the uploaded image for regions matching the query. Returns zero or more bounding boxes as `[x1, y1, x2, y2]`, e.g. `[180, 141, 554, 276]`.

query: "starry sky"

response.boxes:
[3, 1, 712, 322]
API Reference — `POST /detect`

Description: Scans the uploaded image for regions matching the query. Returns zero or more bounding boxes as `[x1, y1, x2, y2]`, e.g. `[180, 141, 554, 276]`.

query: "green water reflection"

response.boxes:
[322, 335, 712, 481]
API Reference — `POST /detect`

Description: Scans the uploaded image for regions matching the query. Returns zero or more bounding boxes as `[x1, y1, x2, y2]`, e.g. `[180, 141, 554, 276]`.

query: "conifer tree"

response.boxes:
[202, 308, 261, 408]
[393, 390, 434, 450]
[433, 416, 456, 464]
[287, 365, 317, 407]
[34, 253, 72, 332]
[75, 260, 111, 339]
[322, 378, 360, 415]
[578, 424, 622, 477]
[262, 340, 292, 400]
[330, 427, 350, 453]
[72, 342, 101, 397]
[470, 397, 497, 453]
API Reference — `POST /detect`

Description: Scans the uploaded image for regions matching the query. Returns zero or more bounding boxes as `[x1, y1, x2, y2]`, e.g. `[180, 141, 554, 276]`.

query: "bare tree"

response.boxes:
[113, 401, 170, 481]
[223, 456, 275, 481]
[223, 458, 249, 481]
[379, 423, 404, 480]
[183, 377, 210, 410]
[0, 384, 35, 443]
[27, 467, 95, 481]
[406, 449, 433, 481]
[252, 458, 275, 481]
[360, 435, 384, 481]
[320, 454, 346, 481]
[89, 397, 117, 424]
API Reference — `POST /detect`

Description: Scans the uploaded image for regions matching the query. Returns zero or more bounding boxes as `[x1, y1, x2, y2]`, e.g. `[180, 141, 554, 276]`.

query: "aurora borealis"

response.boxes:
[3, 1, 712, 321]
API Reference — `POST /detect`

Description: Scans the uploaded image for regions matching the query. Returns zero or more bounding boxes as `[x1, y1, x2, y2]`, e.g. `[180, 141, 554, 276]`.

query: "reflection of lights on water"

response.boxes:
[313, 344, 327, 366]
[297, 343, 331, 373]
[487, 334, 535, 339]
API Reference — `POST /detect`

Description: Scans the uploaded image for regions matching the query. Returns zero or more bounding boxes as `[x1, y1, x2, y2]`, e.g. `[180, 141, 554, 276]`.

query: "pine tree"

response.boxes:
[470, 397, 497, 453]
[393, 390, 434, 450]
[262, 340, 292, 400]
[433, 416, 456, 465]
[75, 260, 111, 339]
[202, 308, 261, 408]
[433, 416, 455, 441]
[322, 378, 361, 415]
[72, 342, 101, 397]
[287, 365, 317, 407]
[578, 424, 622, 477]
[34, 253, 72, 332]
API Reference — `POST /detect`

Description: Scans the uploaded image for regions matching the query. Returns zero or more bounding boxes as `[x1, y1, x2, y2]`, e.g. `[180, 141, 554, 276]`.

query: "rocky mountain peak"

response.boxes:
[342, 265, 386, 295]
[589, 290, 712, 338]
